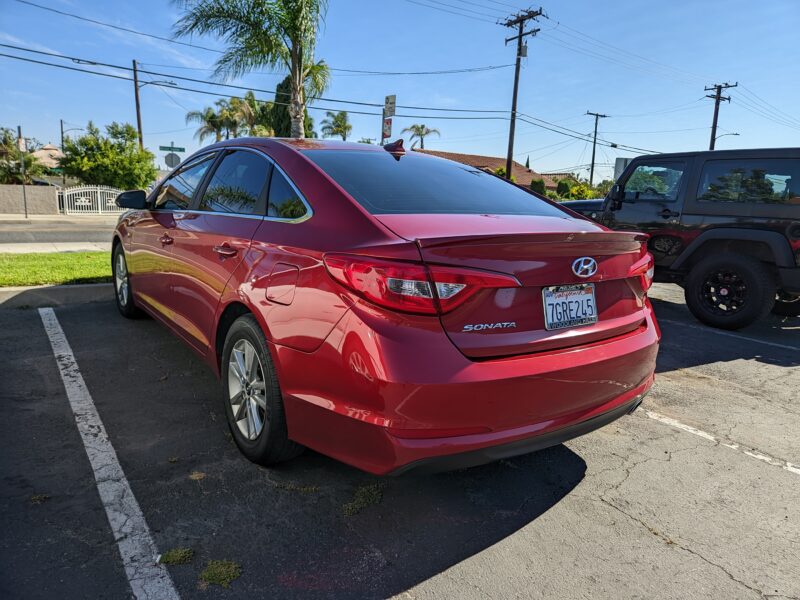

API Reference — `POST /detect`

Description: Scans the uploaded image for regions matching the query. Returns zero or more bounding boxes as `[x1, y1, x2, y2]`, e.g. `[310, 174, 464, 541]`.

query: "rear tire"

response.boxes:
[772, 294, 800, 317]
[112, 243, 142, 319]
[221, 314, 303, 466]
[684, 254, 775, 330]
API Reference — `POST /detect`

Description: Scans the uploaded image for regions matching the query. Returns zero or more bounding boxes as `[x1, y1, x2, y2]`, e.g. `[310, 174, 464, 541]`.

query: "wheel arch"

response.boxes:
[672, 228, 794, 270]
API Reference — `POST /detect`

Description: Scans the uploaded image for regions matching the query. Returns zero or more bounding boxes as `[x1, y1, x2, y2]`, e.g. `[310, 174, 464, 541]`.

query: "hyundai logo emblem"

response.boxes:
[572, 257, 598, 278]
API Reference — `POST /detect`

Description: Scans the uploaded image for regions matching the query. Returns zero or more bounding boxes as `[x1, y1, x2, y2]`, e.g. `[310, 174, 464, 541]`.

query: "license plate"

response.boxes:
[542, 284, 598, 331]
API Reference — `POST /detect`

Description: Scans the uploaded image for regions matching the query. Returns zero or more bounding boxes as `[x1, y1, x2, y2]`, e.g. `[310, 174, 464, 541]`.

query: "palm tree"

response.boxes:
[401, 124, 440, 149]
[174, 0, 329, 139]
[185, 106, 224, 142]
[320, 111, 352, 141]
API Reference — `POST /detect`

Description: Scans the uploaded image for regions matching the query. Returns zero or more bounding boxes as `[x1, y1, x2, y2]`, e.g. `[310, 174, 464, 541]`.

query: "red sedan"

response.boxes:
[113, 138, 659, 475]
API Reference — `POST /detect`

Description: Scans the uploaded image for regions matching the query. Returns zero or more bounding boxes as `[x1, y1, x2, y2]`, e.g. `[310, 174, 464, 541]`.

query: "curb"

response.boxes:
[0, 283, 114, 309]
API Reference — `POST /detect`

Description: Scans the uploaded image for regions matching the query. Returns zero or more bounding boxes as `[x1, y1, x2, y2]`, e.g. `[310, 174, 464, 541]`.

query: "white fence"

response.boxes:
[59, 185, 125, 215]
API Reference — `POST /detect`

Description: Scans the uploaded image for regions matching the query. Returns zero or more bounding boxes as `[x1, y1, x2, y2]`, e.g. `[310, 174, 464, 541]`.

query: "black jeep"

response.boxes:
[563, 148, 800, 329]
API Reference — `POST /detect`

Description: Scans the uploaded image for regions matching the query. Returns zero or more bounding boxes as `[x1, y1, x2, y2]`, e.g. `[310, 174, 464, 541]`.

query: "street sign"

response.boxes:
[384, 95, 396, 118]
[382, 118, 392, 140]
[159, 144, 185, 152]
[164, 153, 181, 169]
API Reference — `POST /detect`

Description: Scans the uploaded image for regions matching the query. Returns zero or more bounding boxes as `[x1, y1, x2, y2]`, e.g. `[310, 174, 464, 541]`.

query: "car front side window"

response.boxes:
[623, 163, 686, 202]
[155, 153, 216, 210]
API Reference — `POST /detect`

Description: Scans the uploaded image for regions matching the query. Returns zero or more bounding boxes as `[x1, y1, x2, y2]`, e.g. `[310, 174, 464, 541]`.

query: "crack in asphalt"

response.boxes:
[598, 496, 773, 599]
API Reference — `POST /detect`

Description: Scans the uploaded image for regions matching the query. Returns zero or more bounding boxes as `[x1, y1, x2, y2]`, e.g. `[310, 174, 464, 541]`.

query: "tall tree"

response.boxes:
[401, 124, 440, 149]
[271, 75, 315, 137]
[186, 106, 224, 143]
[0, 128, 45, 184]
[59, 122, 157, 189]
[320, 111, 352, 141]
[174, 0, 329, 139]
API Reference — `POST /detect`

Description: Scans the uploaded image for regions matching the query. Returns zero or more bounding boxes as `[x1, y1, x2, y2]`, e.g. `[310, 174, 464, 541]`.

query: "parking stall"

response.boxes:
[1, 285, 798, 599]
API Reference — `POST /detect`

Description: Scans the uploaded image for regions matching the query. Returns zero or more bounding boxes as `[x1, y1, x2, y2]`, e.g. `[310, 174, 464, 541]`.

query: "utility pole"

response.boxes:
[17, 126, 29, 219]
[586, 111, 609, 186]
[705, 82, 737, 150]
[60, 119, 66, 186]
[502, 8, 543, 180]
[132, 59, 144, 150]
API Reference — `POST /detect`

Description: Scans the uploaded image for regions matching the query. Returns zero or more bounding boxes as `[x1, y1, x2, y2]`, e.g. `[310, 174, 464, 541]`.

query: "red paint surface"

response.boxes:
[116, 138, 660, 474]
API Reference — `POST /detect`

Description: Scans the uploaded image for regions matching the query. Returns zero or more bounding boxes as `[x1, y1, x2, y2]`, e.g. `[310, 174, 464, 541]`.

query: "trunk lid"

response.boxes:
[376, 214, 650, 359]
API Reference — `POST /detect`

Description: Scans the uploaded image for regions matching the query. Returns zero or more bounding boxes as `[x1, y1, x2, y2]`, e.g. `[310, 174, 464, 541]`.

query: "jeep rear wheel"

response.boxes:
[685, 254, 776, 330]
[772, 293, 800, 317]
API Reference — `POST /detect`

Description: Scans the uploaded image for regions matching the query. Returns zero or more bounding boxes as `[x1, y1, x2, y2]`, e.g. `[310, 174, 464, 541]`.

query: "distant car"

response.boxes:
[559, 199, 604, 221]
[564, 148, 800, 329]
[112, 138, 659, 475]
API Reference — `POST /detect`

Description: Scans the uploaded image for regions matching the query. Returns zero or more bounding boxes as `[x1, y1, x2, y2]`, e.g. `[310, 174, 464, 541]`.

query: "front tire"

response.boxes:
[221, 315, 303, 466]
[113, 243, 141, 318]
[684, 254, 776, 330]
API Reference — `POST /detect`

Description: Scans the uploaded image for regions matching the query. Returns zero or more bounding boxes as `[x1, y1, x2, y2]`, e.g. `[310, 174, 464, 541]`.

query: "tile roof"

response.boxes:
[414, 149, 566, 189]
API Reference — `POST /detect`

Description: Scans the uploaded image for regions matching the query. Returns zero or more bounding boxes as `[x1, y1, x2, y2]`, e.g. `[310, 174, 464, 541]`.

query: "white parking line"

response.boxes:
[643, 409, 800, 477]
[658, 318, 799, 352]
[38, 308, 180, 600]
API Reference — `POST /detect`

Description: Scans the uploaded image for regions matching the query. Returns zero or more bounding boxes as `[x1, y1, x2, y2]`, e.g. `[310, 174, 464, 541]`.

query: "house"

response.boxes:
[413, 149, 564, 190]
[31, 144, 64, 170]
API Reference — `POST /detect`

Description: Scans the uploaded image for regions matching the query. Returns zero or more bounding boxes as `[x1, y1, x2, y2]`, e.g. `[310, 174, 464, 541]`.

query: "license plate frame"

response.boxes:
[542, 283, 598, 331]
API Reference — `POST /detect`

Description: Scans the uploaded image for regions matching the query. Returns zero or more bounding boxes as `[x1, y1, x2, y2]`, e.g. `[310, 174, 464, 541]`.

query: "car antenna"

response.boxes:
[383, 138, 405, 158]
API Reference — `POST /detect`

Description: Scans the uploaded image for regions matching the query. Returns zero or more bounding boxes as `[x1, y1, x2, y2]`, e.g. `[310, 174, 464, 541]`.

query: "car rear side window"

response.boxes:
[267, 169, 308, 219]
[303, 150, 565, 217]
[155, 153, 215, 210]
[199, 150, 269, 215]
[697, 159, 800, 204]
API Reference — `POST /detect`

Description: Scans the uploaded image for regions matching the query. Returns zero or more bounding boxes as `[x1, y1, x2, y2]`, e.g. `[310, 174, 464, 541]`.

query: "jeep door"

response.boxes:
[605, 160, 691, 267]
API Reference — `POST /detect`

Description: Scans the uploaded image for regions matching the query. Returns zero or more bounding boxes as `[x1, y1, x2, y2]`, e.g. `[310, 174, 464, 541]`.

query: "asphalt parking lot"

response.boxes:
[1, 284, 798, 599]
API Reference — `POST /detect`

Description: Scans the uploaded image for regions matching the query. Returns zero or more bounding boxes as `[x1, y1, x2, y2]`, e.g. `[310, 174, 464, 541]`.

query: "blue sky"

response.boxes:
[1, 0, 799, 181]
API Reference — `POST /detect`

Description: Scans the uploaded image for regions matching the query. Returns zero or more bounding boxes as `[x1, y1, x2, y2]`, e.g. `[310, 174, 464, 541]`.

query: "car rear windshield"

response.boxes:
[303, 150, 566, 217]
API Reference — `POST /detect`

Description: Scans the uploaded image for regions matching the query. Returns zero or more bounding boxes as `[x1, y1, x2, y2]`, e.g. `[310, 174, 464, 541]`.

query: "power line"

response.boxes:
[12, 0, 509, 77]
[13, 0, 221, 53]
[0, 42, 510, 114]
[415, 0, 504, 19]
[0, 48, 660, 153]
[400, 0, 497, 23]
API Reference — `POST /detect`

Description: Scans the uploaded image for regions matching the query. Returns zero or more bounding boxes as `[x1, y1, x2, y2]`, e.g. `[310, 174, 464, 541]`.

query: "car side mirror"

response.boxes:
[115, 189, 147, 209]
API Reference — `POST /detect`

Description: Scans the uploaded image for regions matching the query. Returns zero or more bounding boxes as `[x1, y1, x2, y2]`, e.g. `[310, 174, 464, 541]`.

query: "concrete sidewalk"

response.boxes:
[0, 241, 110, 253]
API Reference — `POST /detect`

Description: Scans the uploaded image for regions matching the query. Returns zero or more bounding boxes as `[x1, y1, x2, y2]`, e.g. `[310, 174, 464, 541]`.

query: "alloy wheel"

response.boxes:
[228, 339, 267, 441]
[700, 269, 747, 315]
[115, 253, 129, 306]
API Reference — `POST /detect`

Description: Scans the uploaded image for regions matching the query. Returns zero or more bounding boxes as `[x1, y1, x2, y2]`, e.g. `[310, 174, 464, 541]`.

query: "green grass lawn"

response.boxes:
[0, 252, 112, 287]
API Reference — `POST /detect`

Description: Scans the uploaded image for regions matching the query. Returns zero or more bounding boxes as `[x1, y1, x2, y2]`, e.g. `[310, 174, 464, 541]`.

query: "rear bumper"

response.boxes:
[275, 302, 660, 475]
[778, 266, 800, 294]
[390, 388, 647, 475]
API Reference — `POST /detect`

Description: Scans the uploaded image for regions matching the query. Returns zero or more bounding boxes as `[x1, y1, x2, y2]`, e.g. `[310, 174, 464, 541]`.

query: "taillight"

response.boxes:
[323, 254, 519, 315]
[628, 251, 655, 292]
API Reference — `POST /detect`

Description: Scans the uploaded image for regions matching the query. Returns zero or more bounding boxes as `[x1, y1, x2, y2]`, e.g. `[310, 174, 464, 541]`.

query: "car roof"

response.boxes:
[202, 137, 388, 153]
[632, 147, 800, 161]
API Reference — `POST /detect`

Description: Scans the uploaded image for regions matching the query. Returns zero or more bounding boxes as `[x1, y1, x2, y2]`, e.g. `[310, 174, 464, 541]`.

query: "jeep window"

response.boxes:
[623, 163, 685, 202]
[697, 159, 800, 205]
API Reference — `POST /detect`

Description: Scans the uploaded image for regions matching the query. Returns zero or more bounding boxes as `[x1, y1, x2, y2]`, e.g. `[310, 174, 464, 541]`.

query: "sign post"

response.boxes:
[159, 142, 185, 170]
[381, 95, 396, 145]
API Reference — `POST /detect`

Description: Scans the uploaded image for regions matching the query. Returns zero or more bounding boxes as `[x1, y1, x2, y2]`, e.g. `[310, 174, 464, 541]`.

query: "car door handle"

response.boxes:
[659, 208, 680, 218]
[159, 234, 173, 245]
[213, 244, 238, 258]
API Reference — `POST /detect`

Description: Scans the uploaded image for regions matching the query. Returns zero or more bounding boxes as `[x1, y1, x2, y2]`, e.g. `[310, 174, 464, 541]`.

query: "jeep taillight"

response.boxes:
[323, 254, 520, 315]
